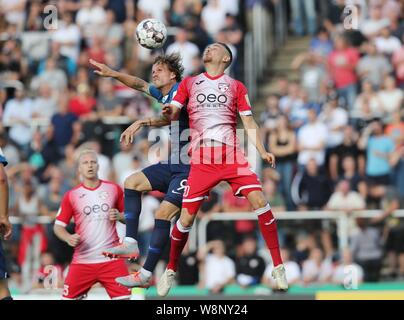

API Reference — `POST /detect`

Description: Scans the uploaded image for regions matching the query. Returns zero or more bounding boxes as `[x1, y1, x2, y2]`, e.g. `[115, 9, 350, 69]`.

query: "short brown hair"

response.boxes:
[153, 54, 184, 82]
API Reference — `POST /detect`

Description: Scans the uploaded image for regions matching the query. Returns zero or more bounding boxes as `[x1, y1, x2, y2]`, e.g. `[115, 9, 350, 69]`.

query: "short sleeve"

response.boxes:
[148, 85, 163, 101]
[171, 78, 190, 109]
[236, 81, 252, 115]
[55, 192, 74, 227]
[115, 184, 124, 212]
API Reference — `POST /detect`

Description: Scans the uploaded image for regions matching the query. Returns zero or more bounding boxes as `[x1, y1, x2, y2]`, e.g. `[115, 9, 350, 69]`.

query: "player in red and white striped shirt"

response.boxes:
[54, 149, 131, 300]
[157, 43, 288, 296]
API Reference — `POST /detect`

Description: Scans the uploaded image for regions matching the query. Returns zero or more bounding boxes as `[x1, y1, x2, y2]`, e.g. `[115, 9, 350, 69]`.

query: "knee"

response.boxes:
[180, 210, 195, 229]
[155, 207, 178, 221]
[250, 193, 268, 210]
[124, 173, 144, 191]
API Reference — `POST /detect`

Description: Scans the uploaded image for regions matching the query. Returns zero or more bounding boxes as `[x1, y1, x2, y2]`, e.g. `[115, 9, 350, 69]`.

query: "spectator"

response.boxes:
[279, 81, 303, 116]
[360, 4, 390, 39]
[295, 159, 333, 210]
[235, 236, 266, 287]
[58, 144, 79, 189]
[51, 12, 81, 63]
[323, 0, 346, 35]
[198, 240, 236, 294]
[289, 0, 317, 36]
[263, 179, 286, 213]
[269, 114, 297, 210]
[31, 84, 58, 121]
[37, 41, 76, 78]
[310, 28, 334, 58]
[112, 141, 134, 184]
[359, 121, 395, 204]
[263, 248, 301, 288]
[327, 34, 360, 110]
[378, 76, 403, 117]
[260, 94, 282, 137]
[327, 180, 366, 212]
[375, 27, 402, 56]
[297, 108, 328, 169]
[332, 248, 364, 286]
[14, 180, 48, 291]
[318, 93, 349, 180]
[302, 247, 333, 284]
[357, 42, 393, 90]
[392, 35, 404, 87]
[291, 52, 327, 103]
[103, 10, 124, 68]
[31, 58, 68, 92]
[50, 95, 80, 152]
[166, 28, 200, 76]
[350, 218, 383, 282]
[339, 155, 367, 199]
[76, 0, 107, 42]
[96, 78, 124, 117]
[0, 131, 20, 168]
[352, 81, 384, 121]
[201, 0, 227, 38]
[2, 85, 34, 152]
[68, 83, 97, 119]
[137, 0, 170, 24]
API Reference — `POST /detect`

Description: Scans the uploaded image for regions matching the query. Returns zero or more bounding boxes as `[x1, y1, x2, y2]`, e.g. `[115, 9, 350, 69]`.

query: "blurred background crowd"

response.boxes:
[0, 0, 403, 295]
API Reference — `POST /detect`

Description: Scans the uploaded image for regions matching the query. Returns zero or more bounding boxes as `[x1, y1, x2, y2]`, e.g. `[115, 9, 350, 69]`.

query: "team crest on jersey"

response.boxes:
[218, 83, 230, 93]
[98, 191, 109, 200]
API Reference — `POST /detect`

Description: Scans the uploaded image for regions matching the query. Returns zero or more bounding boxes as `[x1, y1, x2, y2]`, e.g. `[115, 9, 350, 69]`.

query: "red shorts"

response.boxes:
[183, 146, 262, 214]
[62, 260, 131, 300]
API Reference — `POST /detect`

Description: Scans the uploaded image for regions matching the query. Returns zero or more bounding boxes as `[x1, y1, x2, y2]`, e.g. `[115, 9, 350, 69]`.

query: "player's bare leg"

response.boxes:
[157, 208, 196, 297]
[116, 201, 180, 288]
[0, 280, 12, 300]
[103, 172, 152, 260]
[247, 190, 288, 290]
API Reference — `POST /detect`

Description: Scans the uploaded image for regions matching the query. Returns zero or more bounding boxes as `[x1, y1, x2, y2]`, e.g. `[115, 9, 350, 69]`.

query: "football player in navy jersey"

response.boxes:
[89, 55, 190, 288]
[0, 147, 12, 300]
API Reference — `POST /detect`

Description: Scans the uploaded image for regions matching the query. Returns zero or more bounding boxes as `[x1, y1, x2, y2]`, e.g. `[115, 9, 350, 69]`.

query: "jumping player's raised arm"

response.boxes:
[236, 81, 276, 168]
[89, 59, 150, 95]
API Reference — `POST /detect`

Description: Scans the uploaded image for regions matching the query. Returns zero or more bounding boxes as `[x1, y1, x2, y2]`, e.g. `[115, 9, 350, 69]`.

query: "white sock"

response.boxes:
[124, 237, 137, 244]
[140, 268, 152, 280]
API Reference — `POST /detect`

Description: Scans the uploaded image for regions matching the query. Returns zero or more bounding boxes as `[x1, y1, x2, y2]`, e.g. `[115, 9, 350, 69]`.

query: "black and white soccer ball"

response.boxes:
[136, 18, 167, 49]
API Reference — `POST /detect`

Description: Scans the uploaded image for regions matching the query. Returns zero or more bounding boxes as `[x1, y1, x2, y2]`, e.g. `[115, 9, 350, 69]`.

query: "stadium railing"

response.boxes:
[191, 210, 404, 252]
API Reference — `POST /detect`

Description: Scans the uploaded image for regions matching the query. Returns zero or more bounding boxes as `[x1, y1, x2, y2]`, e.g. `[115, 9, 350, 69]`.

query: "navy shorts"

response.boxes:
[0, 240, 9, 279]
[142, 162, 189, 208]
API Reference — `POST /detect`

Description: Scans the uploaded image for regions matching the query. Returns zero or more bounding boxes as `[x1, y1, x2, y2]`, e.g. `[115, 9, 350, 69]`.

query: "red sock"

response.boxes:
[257, 205, 283, 267]
[167, 222, 189, 272]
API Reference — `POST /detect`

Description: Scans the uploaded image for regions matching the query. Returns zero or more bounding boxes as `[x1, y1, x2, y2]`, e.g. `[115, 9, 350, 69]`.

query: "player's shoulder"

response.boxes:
[100, 180, 123, 191]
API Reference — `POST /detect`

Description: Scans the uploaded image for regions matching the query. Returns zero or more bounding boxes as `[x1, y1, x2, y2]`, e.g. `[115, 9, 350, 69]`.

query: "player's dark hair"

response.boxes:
[154, 54, 184, 82]
[217, 42, 233, 68]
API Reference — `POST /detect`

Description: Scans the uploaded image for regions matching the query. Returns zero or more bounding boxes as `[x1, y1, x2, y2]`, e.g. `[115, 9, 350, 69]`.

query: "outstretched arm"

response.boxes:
[89, 59, 150, 94]
[240, 114, 276, 168]
[120, 114, 171, 145]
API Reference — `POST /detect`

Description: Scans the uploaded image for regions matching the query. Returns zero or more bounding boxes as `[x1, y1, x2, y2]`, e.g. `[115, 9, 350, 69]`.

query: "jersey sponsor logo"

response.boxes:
[83, 203, 111, 215]
[196, 93, 228, 104]
[218, 83, 230, 93]
[98, 191, 109, 200]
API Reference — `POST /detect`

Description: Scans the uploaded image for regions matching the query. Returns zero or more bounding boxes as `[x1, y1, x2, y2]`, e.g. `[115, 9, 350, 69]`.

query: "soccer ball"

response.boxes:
[136, 18, 167, 49]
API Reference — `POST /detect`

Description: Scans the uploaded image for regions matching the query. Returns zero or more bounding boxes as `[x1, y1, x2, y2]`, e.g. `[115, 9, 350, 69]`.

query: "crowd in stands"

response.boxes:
[0, 0, 403, 294]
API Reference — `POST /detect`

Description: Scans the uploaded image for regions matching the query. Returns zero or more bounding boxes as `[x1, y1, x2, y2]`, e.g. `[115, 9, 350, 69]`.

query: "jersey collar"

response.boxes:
[204, 72, 225, 80]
